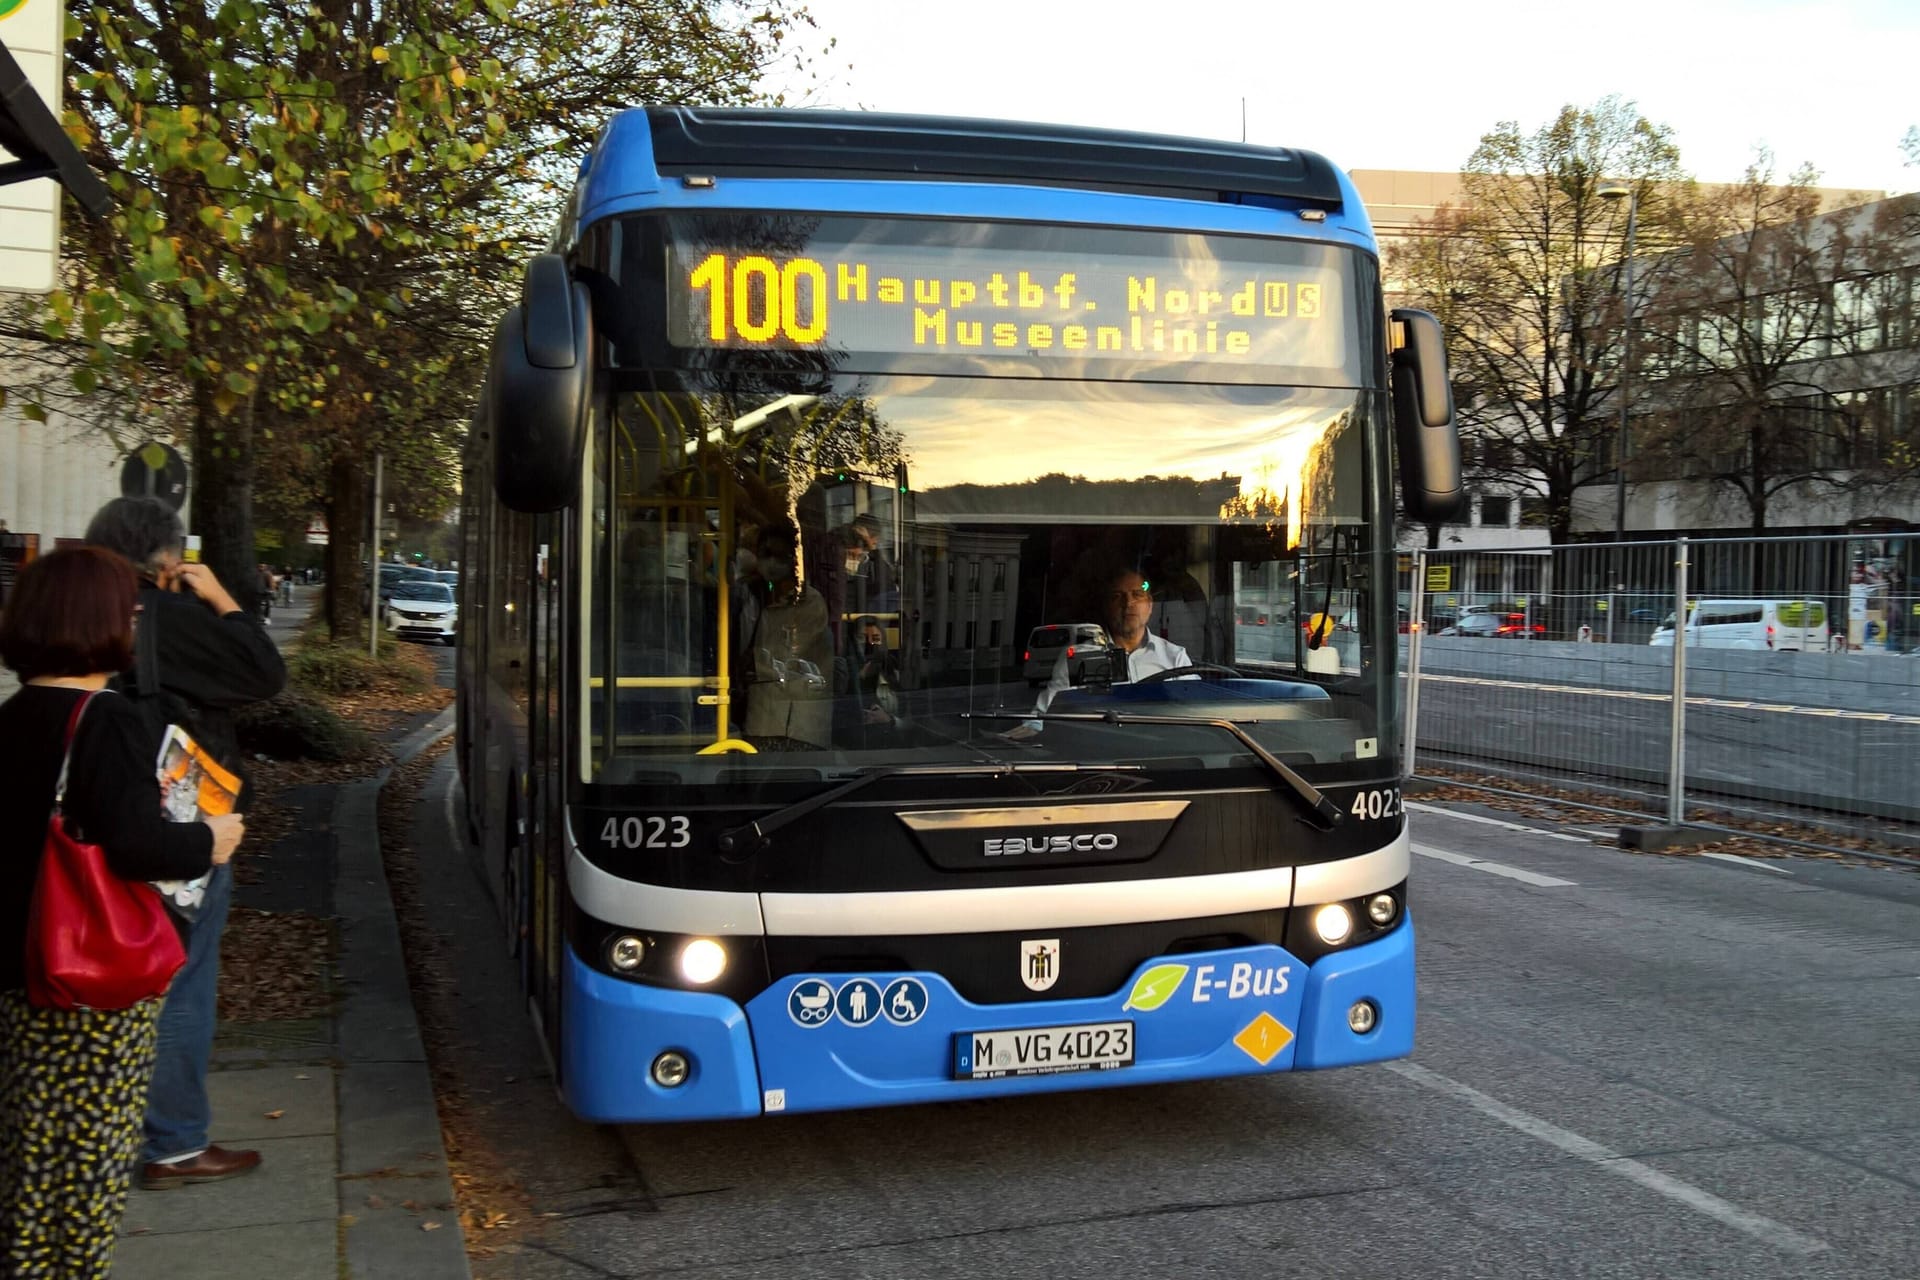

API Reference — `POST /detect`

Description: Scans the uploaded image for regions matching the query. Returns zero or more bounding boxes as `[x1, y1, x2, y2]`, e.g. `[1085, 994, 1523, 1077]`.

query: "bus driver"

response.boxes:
[1004, 567, 1190, 740]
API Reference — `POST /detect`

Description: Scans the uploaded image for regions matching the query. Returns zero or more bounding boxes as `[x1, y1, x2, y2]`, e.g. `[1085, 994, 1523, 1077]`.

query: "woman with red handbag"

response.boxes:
[0, 547, 244, 1279]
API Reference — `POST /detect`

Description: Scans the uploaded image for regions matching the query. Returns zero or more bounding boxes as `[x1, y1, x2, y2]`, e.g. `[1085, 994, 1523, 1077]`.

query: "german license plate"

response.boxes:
[954, 1021, 1134, 1080]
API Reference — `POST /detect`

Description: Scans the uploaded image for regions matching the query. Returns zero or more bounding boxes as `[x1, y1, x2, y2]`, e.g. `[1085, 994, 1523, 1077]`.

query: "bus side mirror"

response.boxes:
[1390, 308, 1465, 524]
[489, 254, 594, 513]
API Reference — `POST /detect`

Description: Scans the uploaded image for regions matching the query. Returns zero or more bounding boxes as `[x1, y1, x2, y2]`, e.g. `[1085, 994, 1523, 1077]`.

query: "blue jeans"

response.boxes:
[141, 862, 233, 1163]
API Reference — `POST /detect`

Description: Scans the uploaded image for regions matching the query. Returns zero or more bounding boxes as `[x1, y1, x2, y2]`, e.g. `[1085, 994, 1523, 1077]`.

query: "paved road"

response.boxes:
[405, 765, 1920, 1279]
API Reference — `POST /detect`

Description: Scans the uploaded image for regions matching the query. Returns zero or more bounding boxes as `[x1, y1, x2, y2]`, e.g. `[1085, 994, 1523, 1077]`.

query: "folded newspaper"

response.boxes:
[154, 724, 241, 921]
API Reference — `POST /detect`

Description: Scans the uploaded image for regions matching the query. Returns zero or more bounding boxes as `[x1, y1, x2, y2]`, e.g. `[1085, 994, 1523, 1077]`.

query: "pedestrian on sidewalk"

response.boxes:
[254, 563, 276, 624]
[0, 547, 246, 1279]
[85, 497, 286, 1190]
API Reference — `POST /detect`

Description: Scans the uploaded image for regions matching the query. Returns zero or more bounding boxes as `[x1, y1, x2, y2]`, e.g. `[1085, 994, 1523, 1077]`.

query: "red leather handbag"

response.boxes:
[24, 691, 187, 1010]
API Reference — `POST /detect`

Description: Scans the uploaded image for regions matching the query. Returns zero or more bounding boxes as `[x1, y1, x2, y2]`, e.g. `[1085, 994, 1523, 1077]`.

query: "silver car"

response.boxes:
[1021, 622, 1114, 686]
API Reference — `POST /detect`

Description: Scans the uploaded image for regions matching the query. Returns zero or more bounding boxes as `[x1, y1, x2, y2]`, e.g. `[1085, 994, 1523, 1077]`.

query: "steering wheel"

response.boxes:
[1135, 663, 1244, 684]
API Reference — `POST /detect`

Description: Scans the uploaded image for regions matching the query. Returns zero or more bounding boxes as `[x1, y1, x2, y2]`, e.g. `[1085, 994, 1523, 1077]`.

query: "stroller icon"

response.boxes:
[789, 980, 835, 1027]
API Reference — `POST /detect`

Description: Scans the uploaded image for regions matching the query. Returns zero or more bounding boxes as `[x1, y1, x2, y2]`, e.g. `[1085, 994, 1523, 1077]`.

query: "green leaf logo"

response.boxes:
[1123, 963, 1189, 1012]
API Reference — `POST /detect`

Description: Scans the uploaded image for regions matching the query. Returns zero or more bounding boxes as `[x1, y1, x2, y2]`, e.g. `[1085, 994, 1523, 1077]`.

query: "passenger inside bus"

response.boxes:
[736, 521, 834, 751]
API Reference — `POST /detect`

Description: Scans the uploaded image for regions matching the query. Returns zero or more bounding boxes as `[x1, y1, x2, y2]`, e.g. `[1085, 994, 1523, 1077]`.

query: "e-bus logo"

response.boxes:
[983, 832, 1119, 857]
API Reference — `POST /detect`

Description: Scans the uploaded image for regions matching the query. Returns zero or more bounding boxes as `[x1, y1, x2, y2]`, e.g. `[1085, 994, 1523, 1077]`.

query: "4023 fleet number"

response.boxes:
[597, 815, 692, 850]
[1348, 788, 1404, 822]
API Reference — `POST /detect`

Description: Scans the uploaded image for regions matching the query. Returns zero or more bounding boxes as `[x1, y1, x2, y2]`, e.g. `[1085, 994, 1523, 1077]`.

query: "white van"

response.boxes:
[1648, 599, 1829, 651]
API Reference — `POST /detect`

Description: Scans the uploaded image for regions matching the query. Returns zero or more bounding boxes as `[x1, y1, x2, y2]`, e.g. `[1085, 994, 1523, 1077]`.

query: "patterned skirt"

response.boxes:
[0, 989, 163, 1280]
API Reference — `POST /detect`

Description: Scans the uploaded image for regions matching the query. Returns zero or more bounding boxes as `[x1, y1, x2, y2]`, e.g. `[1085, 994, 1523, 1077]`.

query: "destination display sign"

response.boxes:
[663, 224, 1354, 373]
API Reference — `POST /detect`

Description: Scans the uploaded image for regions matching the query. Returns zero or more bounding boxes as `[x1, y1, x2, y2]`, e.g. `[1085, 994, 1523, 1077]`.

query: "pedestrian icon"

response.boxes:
[835, 979, 882, 1027]
[788, 979, 835, 1027]
[882, 977, 928, 1026]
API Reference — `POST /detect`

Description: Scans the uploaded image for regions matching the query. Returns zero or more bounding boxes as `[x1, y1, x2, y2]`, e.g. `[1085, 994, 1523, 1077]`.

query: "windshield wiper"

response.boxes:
[962, 711, 1344, 831]
[715, 762, 1146, 858]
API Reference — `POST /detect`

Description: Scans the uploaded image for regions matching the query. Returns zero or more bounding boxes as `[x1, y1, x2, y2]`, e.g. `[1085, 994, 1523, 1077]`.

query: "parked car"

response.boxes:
[1022, 622, 1115, 686]
[1648, 599, 1829, 651]
[386, 580, 458, 645]
[1438, 611, 1543, 639]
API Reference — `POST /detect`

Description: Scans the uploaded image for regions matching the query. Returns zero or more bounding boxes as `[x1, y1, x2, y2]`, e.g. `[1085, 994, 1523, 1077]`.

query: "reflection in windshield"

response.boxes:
[586, 377, 1388, 787]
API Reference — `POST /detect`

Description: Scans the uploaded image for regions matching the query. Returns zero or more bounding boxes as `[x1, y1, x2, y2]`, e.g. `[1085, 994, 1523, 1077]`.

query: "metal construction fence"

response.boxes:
[1401, 532, 1920, 833]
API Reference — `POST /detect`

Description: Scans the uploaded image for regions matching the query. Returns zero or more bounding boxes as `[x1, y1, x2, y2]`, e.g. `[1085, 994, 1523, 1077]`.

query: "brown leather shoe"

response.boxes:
[139, 1145, 262, 1190]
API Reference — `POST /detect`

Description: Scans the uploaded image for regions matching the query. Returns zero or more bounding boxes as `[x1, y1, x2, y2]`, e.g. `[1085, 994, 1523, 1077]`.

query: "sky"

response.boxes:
[771, 0, 1917, 198]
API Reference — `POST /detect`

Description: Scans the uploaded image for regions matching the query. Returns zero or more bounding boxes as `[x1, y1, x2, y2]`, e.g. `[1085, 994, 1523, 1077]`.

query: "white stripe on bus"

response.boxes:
[566, 826, 1410, 937]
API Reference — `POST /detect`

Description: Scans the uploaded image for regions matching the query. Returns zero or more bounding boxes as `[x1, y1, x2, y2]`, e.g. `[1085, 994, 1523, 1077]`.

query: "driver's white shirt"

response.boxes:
[1024, 631, 1191, 730]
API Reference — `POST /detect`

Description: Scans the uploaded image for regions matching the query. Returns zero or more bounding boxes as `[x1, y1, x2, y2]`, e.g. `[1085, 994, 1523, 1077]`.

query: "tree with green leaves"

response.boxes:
[49, 0, 823, 631]
[1390, 97, 1685, 543]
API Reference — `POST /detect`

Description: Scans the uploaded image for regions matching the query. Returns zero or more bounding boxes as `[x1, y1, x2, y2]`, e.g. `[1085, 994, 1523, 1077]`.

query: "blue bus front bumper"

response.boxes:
[560, 916, 1413, 1122]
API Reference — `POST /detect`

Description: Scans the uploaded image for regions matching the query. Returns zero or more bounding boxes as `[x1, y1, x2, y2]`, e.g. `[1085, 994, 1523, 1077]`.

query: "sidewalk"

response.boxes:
[113, 586, 470, 1280]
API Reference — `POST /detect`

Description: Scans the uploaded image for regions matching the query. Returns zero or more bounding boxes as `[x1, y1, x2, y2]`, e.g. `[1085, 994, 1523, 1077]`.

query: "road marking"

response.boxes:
[1701, 851, 1794, 875]
[1411, 842, 1577, 887]
[1386, 1061, 1828, 1256]
[1409, 672, 1920, 727]
[1407, 801, 1594, 843]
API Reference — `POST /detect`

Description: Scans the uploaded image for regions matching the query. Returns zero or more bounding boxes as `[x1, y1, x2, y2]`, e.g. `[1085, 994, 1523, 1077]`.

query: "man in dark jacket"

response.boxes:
[86, 497, 287, 1189]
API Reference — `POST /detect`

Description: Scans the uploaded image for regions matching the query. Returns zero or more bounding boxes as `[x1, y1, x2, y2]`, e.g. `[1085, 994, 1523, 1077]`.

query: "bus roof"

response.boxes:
[644, 107, 1344, 203]
[565, 107, 1371, 249]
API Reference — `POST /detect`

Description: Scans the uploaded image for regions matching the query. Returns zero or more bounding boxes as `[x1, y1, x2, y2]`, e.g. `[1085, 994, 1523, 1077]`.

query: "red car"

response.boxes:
[1440, 611, 1544, 638]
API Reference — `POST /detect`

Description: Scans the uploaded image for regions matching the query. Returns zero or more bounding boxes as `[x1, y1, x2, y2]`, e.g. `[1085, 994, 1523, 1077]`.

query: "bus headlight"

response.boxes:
[1347, 1000, 1379, 1034]
[678, 938, 727, 985]
[1366, 893, 1399, 927]
[608, 935, 646, 972]
[1312, 903, 1354, 946]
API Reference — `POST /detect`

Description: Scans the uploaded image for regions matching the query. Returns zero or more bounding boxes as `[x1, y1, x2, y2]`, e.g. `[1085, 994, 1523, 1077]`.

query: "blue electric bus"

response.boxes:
[457, 107, 1462, 1122]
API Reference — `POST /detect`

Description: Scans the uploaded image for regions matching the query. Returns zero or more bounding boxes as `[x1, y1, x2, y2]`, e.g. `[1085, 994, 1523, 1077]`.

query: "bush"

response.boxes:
[287, 640, 429, 697]
[235, 690, 372, 762]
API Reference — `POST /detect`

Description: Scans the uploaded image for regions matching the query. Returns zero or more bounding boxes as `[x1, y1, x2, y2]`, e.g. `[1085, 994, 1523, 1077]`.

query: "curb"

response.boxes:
[333, 707, 468, 1279]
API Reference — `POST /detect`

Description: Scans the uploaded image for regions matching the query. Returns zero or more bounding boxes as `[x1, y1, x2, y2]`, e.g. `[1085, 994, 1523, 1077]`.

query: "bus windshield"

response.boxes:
[584, 374, 1394, 789]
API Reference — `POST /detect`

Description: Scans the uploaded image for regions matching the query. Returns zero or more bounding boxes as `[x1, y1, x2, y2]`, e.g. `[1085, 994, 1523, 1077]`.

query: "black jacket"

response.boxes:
[120, 582, 287, 771]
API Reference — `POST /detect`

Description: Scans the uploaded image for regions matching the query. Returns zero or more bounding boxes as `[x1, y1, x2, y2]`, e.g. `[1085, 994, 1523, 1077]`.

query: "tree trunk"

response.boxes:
[188, 381, 257, 615]
[324, 454, 369, 640]
[1748, 422, 1770, 533]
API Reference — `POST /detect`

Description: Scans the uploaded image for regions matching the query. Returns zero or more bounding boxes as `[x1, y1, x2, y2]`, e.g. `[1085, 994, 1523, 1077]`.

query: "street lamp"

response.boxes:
[1597, 181, 1639, 543]
[1598, 180, 1639, 647]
